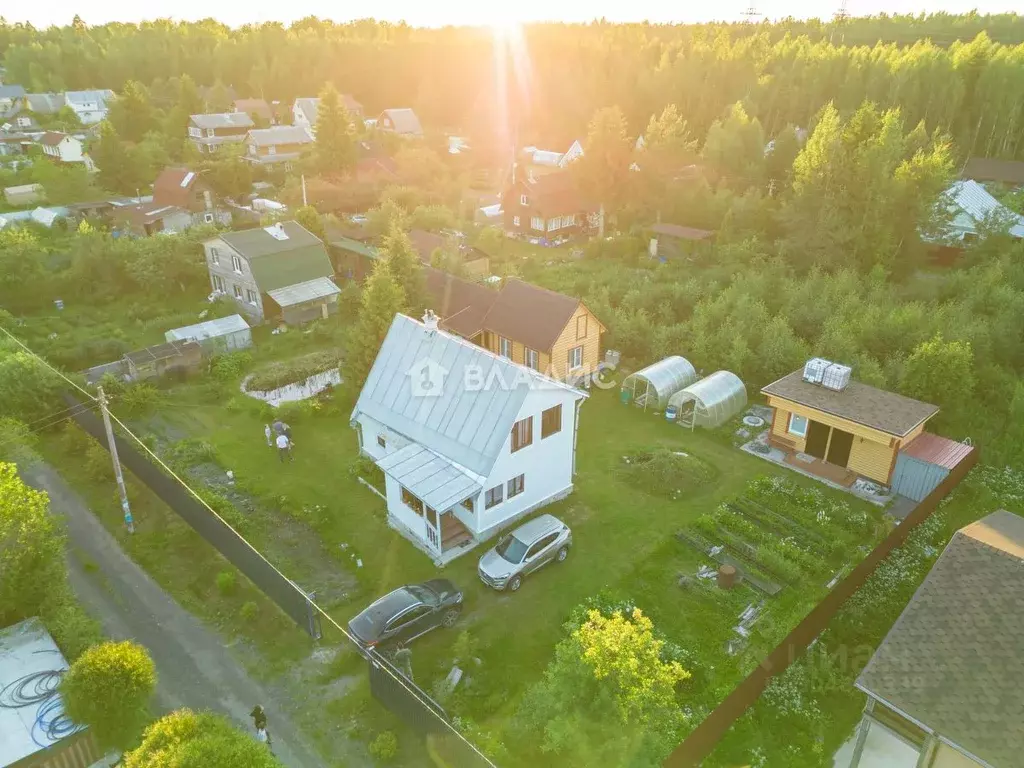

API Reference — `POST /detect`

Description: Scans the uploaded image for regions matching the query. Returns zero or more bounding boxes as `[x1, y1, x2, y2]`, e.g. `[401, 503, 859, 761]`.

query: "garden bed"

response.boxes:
[618, 448, 718, 499]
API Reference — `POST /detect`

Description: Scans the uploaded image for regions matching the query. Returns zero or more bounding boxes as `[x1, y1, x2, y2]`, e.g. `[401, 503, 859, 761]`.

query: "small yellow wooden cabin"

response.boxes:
[762, 369, 939, 485]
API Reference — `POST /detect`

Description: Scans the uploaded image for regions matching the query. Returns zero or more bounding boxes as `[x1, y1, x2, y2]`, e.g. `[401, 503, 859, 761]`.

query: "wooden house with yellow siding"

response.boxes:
[425, 270, 606, 384]
[762, 368, 939, 486]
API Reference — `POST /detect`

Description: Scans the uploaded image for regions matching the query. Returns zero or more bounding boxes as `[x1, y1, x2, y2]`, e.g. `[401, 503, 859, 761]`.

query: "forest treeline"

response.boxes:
[3, 14, 1024, 159]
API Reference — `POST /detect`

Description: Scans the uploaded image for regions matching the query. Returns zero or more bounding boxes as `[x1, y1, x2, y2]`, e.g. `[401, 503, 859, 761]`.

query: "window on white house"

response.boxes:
[530, 216, 544, 231]
[212, 275, 225, 292]
[507, 474, 525, 499]
[233, 284, 243, 299]
[510, 417, 533, 453]
[210, 247, 220, 265]
[547, 217, 560, 231]
[541, 404, 562, 439]
[512, 215, 520, 227]
[231, 255, 243, 274]
[461, 496, 474, 513]
[525, 348, 539, 370]
[568, 345, 583, 370]
[206, 128, 215, 138]
[520, 194, 528, 205]
[401, 487, 424, 515]
[188, 127, 201, 138]
[485, 484, 503, 509]
[377, 435, 387, 449]
[268, 145, 277, 155]
[499, 337, 512, 359]
[788, 413, 809, 437]
[246, 289, 258, 305]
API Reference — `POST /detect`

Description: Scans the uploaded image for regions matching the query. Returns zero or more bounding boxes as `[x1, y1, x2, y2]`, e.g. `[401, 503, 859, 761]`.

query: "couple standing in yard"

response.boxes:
[264, 420, 294, 462]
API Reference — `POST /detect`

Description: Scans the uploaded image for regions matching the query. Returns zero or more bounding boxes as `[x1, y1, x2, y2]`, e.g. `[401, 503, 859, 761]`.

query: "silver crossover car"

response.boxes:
[478, 514, 572, 592]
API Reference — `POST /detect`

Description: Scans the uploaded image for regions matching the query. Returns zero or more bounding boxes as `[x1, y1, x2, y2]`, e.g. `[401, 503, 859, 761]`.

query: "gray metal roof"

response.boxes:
[0, 84, 27, 99]
[190, 112, 254, 130]
[165, 314, 250, 343]
[379, 108, 423, 136]
[64, 89, 112, 105]
[376, 444, 482, 510]
[294, 97, 320, 125]
[267, 276, 340, 307]
[946, 179, 1024, 238]
[353, 314, 584, 478]
[247, 125, 312, 147]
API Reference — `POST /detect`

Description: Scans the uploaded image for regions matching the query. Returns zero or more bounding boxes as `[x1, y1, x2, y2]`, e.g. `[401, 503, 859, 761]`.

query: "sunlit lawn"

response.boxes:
[149, 379, 878, 733]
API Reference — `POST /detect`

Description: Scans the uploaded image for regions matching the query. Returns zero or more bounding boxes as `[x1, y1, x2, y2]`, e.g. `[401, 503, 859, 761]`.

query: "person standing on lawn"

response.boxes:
[276, 432, 293, 462]
[264, 424, 273, 447]
[272, 419, 291, 440]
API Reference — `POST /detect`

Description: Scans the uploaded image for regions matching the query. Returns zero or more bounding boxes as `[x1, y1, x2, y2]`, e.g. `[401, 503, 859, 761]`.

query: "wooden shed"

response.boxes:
[762, 368, 939, 486]
[123, 340, 202, 381]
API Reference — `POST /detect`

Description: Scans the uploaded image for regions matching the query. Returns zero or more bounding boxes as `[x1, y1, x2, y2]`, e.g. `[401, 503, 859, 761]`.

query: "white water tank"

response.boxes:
[803, 357, 832, 384]
[822, 363, 852, 391]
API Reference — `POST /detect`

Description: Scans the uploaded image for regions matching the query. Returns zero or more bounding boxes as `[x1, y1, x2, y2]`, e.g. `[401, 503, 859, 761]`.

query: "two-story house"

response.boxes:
[844, 509, 1024, 768]
[64, 90, 114, 124]
[188, 113, 254, 155]
[203, 221, 339, 324]
[424, 271, 606, 383]
[376, 108, 423, 138]
[503, 170, 597, 239]
[233, 98, 273, 125]
[116, 167, 231, 236]
[244, 125, 313, 167]
[292, 94, 364, 134]
[38, 132, 85, 163]
[352, 310, 588, 565]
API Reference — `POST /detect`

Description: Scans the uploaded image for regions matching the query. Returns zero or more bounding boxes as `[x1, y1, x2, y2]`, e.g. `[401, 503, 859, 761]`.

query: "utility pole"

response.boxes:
[97, 387, 133, 533]
[301, 174, 308, 207]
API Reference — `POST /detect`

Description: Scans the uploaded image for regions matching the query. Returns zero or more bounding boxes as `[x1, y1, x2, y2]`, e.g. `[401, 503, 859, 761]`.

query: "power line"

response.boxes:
[0, 330, 498, 766]
[0, 326, 96, 402]
[0, 403, 101, 453]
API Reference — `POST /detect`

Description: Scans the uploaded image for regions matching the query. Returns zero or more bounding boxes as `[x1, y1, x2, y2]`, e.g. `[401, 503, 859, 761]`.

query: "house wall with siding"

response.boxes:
[931, 743, 985, 768]
[549, 304, 602, 380]
[204, 239, 265, 322]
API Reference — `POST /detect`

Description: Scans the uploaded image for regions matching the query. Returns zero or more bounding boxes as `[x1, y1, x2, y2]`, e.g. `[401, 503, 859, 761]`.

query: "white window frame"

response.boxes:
[525, 348, 539, 370]
[547, 217, 561, 232]
[232, 284, 243, 299]
[231, 254, 243, 274]
[188, 126, 201, 138]
[499, 336, 512, 359]
[520, 194, 528, 206]
[206, 128, 215, 138]
[507, 474, 525, 499]
[268, 145, 277, 156]
[563, 214, 576, 226]
[530, 216, 544, 231]
[512, 215, 520, 227]
[485, 484, 503, 509]
[212, 275, 225, 292]
[568, 345, 583, 371]
[210, 247, 220, 265]
[203, 212, 215, 224]
[246, 289, 258, 305]
[788, 413, 809, 438]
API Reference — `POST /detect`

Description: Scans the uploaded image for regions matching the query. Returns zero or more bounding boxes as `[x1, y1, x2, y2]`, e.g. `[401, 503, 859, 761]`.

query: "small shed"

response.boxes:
[266, 276, 342, 325]
[124, 340, 202, 381]
[890, 433, 974, 502]
[620, 356, 698, 411]
[165, 314, 252, 356]
[3, 183, 43, 207]
[668, 370, 747, 429]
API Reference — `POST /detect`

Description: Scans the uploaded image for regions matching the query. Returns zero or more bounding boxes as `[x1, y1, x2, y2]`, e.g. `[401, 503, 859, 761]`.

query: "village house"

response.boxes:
[407, 228, 490, 278]
[188, 112, 254, 155]
[292, 94, 364, 134]
[761, 362, 954, 489]
[24, 92, 64, 115]
[376, 108, 423, 138]
[245, 125, 313, 166]
[64, 90, 114, 124]
[425, 271, 606, 384]
[844, 509, 1024, 768]
[351, 311, 588, 564]
[503, 170, 597, 239]
[0, 84, 26, 118]
[233, 98, 274, 125]
[116, 168, 231, 236]
[203, 221, 339, 324]
[38, 132, 86, 163]
[937, 179, 1024, 243]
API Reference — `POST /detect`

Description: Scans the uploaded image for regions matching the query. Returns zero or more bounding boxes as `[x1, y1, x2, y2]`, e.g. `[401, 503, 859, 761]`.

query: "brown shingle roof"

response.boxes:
[521, 173, 592, 218]
[152, 168, 204, 209]
[39, 131, 68, 147]
[856, 510, 1024, 767]
[234, 99, 273, 121]
[424, 267, 496, 338]
[483, 278, 581, 352]
[762, 369, 938, 437]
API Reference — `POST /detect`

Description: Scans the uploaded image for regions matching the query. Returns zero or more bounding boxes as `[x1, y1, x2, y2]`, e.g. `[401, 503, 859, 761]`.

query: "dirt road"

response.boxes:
[24, 463, 324, 768]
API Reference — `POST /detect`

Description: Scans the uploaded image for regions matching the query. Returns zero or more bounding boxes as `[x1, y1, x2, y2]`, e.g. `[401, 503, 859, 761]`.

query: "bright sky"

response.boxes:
[5, 1, 1022, 29]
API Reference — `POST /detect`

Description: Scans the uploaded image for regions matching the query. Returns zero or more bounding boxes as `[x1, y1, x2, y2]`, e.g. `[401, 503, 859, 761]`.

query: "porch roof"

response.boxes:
[267, 276, 340, 307]
[376, 443, 481, 512]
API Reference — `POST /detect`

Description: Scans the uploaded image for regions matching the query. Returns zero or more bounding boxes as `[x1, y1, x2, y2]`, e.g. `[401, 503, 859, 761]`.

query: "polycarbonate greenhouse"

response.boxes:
[668, 370, 747, 429]
[620, 356, 698, 411]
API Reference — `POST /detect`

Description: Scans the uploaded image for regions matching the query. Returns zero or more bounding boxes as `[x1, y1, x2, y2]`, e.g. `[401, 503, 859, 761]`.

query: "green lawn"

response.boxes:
[128, 373, 880, 740]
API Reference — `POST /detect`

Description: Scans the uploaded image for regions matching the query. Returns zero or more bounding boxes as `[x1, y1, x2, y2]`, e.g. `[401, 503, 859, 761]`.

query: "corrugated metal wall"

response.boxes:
[891, 452, 950, 502]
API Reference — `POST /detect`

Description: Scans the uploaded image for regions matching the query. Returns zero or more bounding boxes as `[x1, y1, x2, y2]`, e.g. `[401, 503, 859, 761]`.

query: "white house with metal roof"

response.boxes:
[352, 311, 588, 565]
[937, 179, 1024, 243]
[64, 89, 114, 124]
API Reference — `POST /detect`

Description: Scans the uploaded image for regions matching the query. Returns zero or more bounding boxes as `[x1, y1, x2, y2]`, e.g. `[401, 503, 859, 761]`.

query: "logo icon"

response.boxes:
[408, 358, 448, 397]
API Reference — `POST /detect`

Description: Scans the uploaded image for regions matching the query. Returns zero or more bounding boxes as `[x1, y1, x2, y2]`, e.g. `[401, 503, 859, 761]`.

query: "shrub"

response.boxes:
[83, 442, 112, 480]
[124, 709, 282, 768]
[369, 730, 399, 762]
[60, 640, 156, 749]
[239, 601, 259, 622]
[211, 351, 253, 383]
[618, 449, 717, 498]
[168, 438, 217, 467]
[215, 570, 237, 595]
[119, 382, 164, 415]
[44, 598, 103, 661]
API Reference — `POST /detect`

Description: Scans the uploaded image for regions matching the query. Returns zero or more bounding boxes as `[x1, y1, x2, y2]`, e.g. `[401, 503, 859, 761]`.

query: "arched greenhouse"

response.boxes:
[620, 356, 698, 411]
[668, 371, 747, 429]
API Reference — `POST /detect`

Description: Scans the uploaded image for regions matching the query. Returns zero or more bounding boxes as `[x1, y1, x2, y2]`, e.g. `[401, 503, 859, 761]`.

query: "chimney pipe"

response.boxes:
[422, 309, 439, 332]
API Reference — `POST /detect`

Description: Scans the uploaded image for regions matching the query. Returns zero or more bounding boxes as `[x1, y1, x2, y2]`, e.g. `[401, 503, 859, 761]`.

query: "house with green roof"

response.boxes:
[203, 221, 340, 325]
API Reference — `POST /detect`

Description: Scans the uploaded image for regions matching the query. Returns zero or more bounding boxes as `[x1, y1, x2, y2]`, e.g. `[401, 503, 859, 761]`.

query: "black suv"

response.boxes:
[348, 579, 463, 651]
